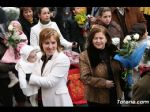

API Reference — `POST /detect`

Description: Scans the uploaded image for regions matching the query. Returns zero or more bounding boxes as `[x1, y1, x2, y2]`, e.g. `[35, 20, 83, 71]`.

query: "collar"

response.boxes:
[41, 50, 59, 61]
[38, 20, 52, 28]
[41, 54, 52, 61]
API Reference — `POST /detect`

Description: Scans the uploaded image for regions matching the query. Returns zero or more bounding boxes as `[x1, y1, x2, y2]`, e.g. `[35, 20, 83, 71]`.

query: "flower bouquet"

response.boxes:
[114, 33, 148, 88]
[4, 24, 21, 48]
[74, 7, 88, 28]
[3, 24, 24, 60]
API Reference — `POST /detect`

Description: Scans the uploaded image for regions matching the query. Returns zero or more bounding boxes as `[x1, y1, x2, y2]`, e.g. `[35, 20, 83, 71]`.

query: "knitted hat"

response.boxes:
[20, 45, 35, 61]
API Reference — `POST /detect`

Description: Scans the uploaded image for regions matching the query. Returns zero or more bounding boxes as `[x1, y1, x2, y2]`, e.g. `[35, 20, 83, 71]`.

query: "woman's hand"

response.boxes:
[106, 80, 115, 88]
[72, 41, 78, 48]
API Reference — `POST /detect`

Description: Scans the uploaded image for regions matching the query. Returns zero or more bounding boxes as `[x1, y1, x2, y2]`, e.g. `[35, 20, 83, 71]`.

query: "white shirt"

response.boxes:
[30, 20, 72, 50]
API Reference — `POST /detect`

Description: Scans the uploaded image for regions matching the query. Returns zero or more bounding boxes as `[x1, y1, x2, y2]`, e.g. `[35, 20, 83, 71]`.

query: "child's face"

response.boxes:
[10, 21, 22, 31]
[99, 11, 112, 25]
[27, 50, 37, 63]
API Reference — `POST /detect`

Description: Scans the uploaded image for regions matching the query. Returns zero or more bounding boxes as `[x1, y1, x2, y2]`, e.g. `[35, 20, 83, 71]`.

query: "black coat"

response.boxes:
[18, 17, 38, 45]
[65, 17, 85, 53]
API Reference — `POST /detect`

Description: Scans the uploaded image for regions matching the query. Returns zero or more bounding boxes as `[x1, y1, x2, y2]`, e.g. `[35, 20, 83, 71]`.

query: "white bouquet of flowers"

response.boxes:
[112, 37, 120, 47]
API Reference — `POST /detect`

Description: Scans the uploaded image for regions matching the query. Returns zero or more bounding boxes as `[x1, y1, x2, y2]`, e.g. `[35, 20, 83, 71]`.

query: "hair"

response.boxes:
[129, 23, 147, 40]
[36, 7, 53, 15]
[19, 7, 34, 17]
[39, 28, 61, 53]
[87, 25, 117, 68]
[98, 7, 111, 16]
[87, 25, 112, 48]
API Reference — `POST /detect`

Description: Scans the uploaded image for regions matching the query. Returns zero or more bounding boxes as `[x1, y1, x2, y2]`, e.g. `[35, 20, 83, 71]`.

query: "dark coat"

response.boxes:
[111, 7, 147, 36]
[18, 17, 38, 45]
[65, 17, 85, 53]
[132, 73, 150, 102]
[79, 50, 123, 104]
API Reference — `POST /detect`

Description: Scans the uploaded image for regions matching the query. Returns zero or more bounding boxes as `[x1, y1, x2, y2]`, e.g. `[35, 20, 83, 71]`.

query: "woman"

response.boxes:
[26, 28, 73, 107]
[18, 7, 38, 45]
[93, 7, 123, 48]
[79, 25, 123, 106]
[30, 7, 77, 50]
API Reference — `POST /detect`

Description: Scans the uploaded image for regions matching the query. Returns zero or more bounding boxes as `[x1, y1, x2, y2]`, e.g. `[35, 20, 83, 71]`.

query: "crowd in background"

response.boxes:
[0, 7, 150, 107]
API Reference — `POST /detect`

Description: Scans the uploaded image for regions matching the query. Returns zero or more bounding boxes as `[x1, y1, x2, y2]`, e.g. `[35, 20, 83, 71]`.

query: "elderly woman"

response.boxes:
[79, 25, 123, 106]
[26, 28, 73, 107]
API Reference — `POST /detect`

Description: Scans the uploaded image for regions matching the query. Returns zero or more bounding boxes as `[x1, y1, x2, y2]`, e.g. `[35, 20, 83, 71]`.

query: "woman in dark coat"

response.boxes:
[0, 7, 15, 106]
[0, 8, 26, 106]
[79, 25, 123, 106]
[18, 7, 38, 45]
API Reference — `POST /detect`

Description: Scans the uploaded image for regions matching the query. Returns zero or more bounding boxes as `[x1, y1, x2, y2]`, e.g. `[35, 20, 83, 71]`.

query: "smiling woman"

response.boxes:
[79, 25, 124, 106]
[25, 28, 73, 107]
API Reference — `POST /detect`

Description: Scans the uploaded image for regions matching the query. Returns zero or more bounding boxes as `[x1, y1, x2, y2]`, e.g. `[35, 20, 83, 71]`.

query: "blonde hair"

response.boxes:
[39, 28, 62, 53]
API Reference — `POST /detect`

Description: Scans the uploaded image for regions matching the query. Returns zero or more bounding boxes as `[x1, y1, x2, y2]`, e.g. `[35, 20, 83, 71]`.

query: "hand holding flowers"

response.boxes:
[114, 33, 147, 84]
[4, 24, 22, 49]
[116, 33, 140, 57]
[74, 7, 88, 28]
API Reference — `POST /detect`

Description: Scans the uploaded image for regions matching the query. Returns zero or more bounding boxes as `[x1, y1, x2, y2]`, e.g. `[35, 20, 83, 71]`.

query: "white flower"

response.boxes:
[8, 25, 14, 31]
[125, 35, 132, 41]
[130, 41, 137, 47]
[112, 37, 120, 46]
[133, 33, 140, 40]
[123, 38, 128, 44]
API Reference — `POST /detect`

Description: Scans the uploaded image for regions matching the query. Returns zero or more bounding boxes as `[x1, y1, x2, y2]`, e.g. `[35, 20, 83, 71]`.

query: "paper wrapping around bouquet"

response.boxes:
[114, 43, 147, 69]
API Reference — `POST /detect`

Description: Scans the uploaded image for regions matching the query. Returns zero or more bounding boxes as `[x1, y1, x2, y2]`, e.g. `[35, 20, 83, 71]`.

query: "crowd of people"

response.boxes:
[0, 7, 150, 107]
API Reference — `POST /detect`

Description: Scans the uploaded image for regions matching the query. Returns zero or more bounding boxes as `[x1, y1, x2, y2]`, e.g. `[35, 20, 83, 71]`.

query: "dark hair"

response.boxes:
[37, 7, 53, 15]
[98, 7, 111, 16]
[19, 7, 34, 18]
[129, 23, 146, 39]
[87, 25, 112, 48]
[87, 25, 117, 68]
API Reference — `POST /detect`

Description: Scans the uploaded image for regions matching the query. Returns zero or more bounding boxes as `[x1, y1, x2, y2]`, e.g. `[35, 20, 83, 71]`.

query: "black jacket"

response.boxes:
[18, 17, 38, 45]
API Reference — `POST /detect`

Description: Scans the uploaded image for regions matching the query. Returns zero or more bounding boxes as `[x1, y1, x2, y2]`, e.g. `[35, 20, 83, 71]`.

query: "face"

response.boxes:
[23, 8, 33, 21]
[73, 7, 81, 15]
[99, 11, 112, 25]
[92, 32, 107, 49]
[10, 21, 22, 31]
[42, 36, 57, 58]
[27, 50, 37, 63]
[39, 7, 51, 22]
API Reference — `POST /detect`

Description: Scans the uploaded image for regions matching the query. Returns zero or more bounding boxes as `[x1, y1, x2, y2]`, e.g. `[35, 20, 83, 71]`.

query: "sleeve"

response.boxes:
[0, 63, 15, 72]
[16, 64, 27, 89]
[79, 52, 107, 88]
[132, 82, 148, 101]
[53, 22, 72, 49]
[30, 28, 38, 47]
[29, 56, 70, 88]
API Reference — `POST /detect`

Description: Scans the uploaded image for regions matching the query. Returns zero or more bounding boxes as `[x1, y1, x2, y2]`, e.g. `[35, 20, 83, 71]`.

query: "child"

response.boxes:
[93, 7, 123, 48]
[0, 20, 28, 88]
[15, 45, 41, 106]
